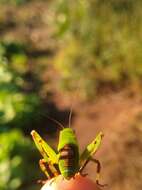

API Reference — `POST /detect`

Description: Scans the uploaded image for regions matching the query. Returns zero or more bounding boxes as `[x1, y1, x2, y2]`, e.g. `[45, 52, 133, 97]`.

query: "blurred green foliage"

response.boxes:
[0, 130, 40, 190]
[0, 43, 40, 130]
[0, 0, 29, 5]
[0, 42, 42, 132]
[51, 0, 142, 99]
[0, 41, 43, 189]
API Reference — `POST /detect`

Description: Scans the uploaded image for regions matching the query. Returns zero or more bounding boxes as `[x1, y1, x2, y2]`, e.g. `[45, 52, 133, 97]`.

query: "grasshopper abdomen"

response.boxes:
[58, 144, 79, 179]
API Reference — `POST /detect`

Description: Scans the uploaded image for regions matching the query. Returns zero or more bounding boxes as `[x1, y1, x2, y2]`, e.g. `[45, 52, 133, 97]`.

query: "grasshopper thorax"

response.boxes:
[58, 128, 78, 151]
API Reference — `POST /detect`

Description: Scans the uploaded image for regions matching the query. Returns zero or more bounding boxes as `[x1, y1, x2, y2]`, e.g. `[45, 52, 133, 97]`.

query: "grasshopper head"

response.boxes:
[57, 128, 78, 151]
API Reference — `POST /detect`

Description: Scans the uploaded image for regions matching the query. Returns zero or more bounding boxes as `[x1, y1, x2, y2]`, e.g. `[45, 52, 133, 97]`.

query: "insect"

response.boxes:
[31, 114, 105, 186]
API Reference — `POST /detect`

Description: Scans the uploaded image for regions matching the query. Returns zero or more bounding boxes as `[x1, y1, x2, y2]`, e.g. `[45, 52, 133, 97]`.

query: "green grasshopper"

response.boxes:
[31, 118, 104, 186]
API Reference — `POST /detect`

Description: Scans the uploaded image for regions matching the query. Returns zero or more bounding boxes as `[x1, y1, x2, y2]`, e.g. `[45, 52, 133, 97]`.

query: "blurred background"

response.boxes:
[0, 0, 142, 190]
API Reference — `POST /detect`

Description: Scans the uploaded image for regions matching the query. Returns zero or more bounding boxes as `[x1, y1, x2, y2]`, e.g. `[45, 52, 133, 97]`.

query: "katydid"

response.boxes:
[31, 119, 104, 186]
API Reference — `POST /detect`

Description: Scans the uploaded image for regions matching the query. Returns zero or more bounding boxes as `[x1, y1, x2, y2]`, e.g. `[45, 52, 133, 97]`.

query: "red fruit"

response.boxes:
[41, 174, 103, 190]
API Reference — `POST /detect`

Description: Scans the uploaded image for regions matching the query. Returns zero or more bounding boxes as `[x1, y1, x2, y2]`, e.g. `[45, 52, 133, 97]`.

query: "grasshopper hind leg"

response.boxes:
[79, 157, 107, 187]
[91, 158, 107, 187]
[79, 158, 89, 177]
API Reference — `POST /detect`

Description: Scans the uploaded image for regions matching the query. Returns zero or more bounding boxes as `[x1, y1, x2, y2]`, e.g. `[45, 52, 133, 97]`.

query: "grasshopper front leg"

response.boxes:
[39, 159, 60, 179]
[38, 159, 60, 185]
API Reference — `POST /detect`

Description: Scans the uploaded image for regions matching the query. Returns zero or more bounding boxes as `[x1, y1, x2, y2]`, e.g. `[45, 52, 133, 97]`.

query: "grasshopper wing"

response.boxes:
[80, 132, 104, 164]
[31, 130, 58, 164]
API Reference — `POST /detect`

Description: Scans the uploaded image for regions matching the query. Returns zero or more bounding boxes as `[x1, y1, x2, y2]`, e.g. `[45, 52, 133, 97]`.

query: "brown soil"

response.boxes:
[53, 91, 142, 190]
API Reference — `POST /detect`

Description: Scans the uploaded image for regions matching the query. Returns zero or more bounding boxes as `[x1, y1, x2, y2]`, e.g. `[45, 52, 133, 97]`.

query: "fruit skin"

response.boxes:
[41, 174, 103, 190]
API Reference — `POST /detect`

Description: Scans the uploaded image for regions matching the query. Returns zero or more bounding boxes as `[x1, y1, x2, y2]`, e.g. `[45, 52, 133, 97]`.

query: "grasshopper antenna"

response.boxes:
[38, 112, 64, 130]
[46, 115, 65, 129]
[68, 107, 73, 128]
